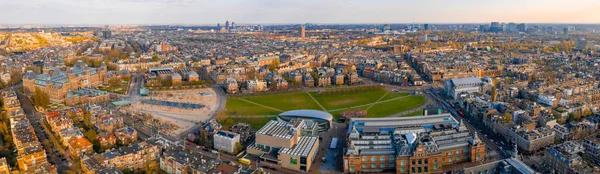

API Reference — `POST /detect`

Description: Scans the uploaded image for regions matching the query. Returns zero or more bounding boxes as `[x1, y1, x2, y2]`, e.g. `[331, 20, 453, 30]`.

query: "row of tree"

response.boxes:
[33, 87, 50, 109]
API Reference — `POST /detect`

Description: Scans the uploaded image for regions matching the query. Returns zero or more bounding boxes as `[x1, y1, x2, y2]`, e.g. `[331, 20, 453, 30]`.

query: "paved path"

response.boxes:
[326, 95, 410, 112]
[305, 91, 327, 111]
[237, 98, 284, 112]
[365, 91, 389, 110]
[384, 104, 427, 117]
[229, 115, 278, 118]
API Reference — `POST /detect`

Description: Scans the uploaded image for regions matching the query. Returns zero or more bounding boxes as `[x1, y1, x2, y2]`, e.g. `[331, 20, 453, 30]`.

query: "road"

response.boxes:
[426, 87, 506, 162]
[17, 92, 71, 173]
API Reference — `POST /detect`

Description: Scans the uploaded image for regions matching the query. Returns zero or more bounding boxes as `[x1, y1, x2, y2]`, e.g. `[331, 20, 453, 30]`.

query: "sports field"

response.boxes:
[223, 87, 427, 129]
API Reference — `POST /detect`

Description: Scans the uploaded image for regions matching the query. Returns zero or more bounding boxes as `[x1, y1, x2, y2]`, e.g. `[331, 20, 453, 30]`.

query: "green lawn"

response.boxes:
[363, 95, 427, 118]
[219, 117, 275, 130]
[311, 89, 388, 110]
[98, 80, 130, 94]
[242, 92, 322, 111]
[225, 98, 281, 116]
[224, 88, 427, 126]
[404, 110, 424, 117]
[380, 92, 409, 101]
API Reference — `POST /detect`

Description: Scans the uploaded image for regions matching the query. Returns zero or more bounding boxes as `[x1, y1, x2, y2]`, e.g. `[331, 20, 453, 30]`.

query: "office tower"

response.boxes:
[225, 20, 230, 31]
[564, 28, 568, 36]
[424, 24, 429, 30]
[507, 22, 517, 32]
[231, 21, 235, 29]
[479, 25, 487, 32]
[490, 22, 501, 32]
[517, 23, 526, 32]
[300, 25, 306, 38]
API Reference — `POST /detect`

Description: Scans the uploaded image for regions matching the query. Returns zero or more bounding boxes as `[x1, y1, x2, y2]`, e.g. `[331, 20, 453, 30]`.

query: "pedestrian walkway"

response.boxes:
[237, 98, 284, 112]
[305, 91, 327, 111]
[365, 91, 389, 110]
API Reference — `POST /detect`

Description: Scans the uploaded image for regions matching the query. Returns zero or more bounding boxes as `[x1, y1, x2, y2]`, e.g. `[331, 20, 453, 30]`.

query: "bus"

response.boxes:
[239, 158, 251, 165]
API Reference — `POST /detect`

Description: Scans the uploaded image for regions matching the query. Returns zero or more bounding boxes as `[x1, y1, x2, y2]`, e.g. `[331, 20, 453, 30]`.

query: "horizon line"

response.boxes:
[2, 22, 600, 27]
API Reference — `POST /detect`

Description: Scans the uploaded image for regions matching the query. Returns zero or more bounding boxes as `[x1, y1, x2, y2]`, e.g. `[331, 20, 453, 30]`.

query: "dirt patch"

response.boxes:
[329, 99, 357, 106]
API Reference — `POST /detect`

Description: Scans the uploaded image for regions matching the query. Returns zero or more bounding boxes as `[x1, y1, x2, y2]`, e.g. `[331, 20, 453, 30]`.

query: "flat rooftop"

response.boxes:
[349, 113, 457, 131]
[279, 136, 318, 157]
[257, 120, 303, 140]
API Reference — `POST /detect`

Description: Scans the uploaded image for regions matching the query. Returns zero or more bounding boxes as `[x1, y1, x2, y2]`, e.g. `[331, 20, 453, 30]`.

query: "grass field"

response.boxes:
[224, 87, 427, 129]
[225, 98, 280, 116]
[243, 92, 322, 111]
[98, 79, 130, 94]
[380, 92, 409, 101]
[311, 89, 388, 110]
[219, 117, 275, 130]
[363, 95, 427, 118]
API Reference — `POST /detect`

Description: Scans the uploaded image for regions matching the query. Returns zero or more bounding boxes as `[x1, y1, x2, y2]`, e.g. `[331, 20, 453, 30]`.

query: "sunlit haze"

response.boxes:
[1, 0, 600, 25]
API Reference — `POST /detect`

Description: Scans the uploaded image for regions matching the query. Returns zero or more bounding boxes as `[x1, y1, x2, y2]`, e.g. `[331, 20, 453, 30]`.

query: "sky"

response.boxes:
[1, 0, 599, 25]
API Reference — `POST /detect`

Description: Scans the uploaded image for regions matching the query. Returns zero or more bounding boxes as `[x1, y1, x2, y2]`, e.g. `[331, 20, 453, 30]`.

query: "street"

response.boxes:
[16, 92, 71, 173]
[425, 86, 506, 162]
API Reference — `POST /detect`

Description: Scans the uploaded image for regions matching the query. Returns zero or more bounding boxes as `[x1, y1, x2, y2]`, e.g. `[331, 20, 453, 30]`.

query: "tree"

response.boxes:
[152, 55, 160, 62]
[83, 111, 92, 129]
[67, 111, 77, 121]
[143, 160, 159, 174]
[86, 129, 97, 142]
[502, 112, 513, 124]
[268, 59, 280, 72]
[108, 77, 121, 88]
[490, 86, 497, 102]
[106, 50, 122, 61]
[33, 87, 50, 109]
[215, 111, 228, 122]
[234, 142, 244, 154]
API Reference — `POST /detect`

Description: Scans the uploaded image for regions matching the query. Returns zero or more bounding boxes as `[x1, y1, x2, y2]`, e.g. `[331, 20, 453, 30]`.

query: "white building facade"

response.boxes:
[213, 130, 240, 153]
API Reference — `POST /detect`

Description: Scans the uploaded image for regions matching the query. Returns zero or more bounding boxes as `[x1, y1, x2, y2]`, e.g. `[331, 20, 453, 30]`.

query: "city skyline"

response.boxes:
[1, 0, 600, 25]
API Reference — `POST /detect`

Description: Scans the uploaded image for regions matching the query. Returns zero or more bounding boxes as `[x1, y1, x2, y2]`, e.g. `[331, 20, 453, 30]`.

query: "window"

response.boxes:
[418, 167, 422, 173]
[449, 158, 453, 162]
[411, 167, 415, 173]
[380, 156, 385, 161]
[380, 164, 385, 168]
[401, 167, 405, 172]
[349, 167, 354, 172]
[390, 163, 395, 167]
[401, 160, 406, 166]
[290, 158, 297, 165]
[390, 156, 395, 161]
[412, 160, 416, 165]
[371, 157, 376, 161]
[424, 166, 429, 172]
[456, 156, 461, 161]
[434, 165, 438, 170]
[362, 164, 367, 168]
[448, 152, 453, 155]
[464, 148, 469, 153]
[425, 159, 429, 164]
[371, 164, 376, 168]
[418, 159, 422, 164]
[362, 157, 367, 161]
[434, 158, 438, 163]
[477, 155, 481, 160]
[456, 150, 460, 154]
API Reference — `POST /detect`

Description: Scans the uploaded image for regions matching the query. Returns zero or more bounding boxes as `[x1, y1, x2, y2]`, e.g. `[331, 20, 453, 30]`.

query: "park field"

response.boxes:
[311, 89, 388, 110]
[223, 87, 427, 129]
